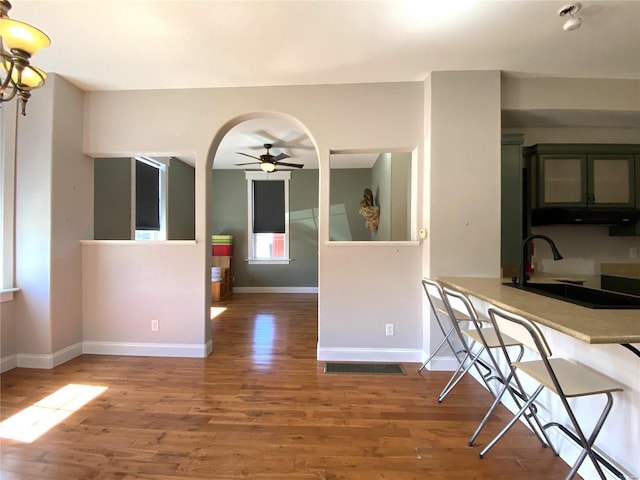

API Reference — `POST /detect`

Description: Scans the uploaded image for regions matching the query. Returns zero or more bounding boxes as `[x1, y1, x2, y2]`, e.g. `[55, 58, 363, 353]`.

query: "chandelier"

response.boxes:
[0, 0, 50, 115]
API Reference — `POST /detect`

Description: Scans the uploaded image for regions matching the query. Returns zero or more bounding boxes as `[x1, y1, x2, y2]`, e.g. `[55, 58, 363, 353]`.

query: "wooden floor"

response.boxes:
[1, 293, 576, 479]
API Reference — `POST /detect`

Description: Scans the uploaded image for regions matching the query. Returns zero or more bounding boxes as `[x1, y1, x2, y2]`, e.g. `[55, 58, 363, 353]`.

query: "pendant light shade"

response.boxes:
[0, 17, 50, 55]
[0, 0, 50, 115]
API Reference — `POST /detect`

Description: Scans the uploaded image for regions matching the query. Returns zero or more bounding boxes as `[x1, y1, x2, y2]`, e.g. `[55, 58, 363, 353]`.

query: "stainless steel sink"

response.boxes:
[504, 282, 640, 309]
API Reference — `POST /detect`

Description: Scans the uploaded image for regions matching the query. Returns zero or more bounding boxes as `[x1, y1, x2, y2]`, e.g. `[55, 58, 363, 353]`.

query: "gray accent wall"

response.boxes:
[371, 152, 411, 241]
[168, 157, 196, 240]
[329, 168, 373, 241]
[211, 169, 319, 287]
[94, 158, 131, 240]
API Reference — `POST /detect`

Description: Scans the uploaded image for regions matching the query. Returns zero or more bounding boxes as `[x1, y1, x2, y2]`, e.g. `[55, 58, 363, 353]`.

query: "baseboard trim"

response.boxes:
[317, 347, 422, 363]
[419, 354, 459, 372]
[83, 341, 211, 358]
[14, 342, 83, 370]
[233, 287, 318, 294]
[1, 354, 17, 373]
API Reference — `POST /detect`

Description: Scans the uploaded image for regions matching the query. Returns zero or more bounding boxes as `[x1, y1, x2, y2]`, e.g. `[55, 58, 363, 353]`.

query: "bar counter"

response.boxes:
[437, 277, 640, 345]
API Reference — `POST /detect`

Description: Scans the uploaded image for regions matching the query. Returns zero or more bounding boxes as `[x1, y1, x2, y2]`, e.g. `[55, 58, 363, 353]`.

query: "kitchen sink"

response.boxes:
[504, 282, 640, 309]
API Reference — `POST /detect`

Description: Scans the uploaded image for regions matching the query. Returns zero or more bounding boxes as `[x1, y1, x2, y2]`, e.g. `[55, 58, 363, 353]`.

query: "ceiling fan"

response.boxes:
[235, 143, 304, 172]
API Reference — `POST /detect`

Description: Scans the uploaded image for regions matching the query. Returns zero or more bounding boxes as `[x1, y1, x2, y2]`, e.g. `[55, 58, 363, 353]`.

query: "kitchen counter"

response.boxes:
[437, 277, 640, 344]
[601, 262, 640, 281]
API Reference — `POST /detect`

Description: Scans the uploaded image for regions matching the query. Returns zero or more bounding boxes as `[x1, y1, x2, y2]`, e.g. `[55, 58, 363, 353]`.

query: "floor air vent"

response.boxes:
[324, 362, 405, 375]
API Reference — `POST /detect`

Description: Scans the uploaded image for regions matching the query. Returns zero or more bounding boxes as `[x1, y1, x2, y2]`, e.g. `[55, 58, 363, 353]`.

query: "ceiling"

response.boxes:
[9, 1, 640, 169]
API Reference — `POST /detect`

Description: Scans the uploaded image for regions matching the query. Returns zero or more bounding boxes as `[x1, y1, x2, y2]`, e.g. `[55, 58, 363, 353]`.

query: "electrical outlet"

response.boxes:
[151, 320, 159, 332]
[631, 248, 637, 259]
[385, 323, 394, 336]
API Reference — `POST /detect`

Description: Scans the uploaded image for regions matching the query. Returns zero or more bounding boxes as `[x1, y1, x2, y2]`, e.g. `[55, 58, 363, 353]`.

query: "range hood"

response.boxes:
[531, 208, 640, 226]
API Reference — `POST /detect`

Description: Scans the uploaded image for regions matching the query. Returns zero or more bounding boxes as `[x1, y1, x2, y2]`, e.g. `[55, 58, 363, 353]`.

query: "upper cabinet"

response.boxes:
[525, 144, 640, 228]
[526, 144, 638, 210]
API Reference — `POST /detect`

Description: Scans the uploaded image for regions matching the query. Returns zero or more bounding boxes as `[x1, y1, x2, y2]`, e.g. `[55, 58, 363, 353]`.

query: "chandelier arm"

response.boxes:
[0, 63, 18, 102]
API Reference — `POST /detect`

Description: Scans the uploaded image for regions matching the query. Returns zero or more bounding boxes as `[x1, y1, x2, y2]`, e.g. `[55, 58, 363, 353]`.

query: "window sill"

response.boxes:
[1, 287, 20, 303]
[247, 259, 292, 265]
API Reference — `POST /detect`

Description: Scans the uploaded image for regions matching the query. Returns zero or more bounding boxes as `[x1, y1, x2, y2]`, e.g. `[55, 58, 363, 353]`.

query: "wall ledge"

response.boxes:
[80, 240, 197, 245]
[325, 241, 420, 247]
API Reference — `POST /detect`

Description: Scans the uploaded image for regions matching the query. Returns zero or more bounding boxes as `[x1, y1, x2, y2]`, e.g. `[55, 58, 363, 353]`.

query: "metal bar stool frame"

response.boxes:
[440, 285, 550, 448]
[420, 279, 495, 403]
[479, 306, 625, 480]
[418, 278, 464, 373]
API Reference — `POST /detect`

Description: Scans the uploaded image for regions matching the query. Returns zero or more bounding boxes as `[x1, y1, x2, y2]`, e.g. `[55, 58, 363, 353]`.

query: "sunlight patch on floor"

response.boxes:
[0, 384, 107, 443]
[210, 306, 227, 320]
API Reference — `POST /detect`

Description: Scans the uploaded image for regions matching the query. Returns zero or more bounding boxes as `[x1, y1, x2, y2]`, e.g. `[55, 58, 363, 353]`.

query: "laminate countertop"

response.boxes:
[437, 277, 640, 345]
[601, 263, 640, 281]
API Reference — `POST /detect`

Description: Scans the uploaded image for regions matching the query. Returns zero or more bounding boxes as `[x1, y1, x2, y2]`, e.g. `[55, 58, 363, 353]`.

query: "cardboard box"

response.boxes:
[211, 256, 231, 268]
[211, 281, 221, 301]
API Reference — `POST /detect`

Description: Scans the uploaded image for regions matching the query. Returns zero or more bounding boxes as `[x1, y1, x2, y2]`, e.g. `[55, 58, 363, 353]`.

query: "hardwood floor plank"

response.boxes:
[1, 293, 577, 479]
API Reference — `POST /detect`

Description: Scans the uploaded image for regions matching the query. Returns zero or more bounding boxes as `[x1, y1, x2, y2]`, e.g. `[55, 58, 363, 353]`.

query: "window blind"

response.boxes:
[136, 160, 160, 230]
[253, 180, 285, 233]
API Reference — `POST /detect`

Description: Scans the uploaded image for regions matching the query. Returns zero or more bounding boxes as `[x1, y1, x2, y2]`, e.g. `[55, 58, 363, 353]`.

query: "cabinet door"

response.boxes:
[538, 154, 587, 207]
[589, 154, 635, 208]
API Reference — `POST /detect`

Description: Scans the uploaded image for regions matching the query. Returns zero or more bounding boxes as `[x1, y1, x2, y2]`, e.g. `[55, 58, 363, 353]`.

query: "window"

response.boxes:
[133, 157, 168, 241]
[245, 171, 291, 264]
[1, 102, 17, 299]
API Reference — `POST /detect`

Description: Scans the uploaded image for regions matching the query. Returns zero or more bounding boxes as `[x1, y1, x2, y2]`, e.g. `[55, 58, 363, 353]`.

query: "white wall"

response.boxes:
[83, 82, 425, 362]
[81, 241, 208, 357]
[50, 76, 93, 354]
[427, 71, 502, 278]
[5, 75, 91, 368]
[14, 75, 55, 362]
[423, 70, 502, 368]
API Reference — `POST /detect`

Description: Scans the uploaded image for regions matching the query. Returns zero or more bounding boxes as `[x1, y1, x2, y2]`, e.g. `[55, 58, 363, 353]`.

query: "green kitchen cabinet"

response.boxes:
[501, 133, 525, 275]
[610, 153, 640, 236]
[525, 144, 639, 210]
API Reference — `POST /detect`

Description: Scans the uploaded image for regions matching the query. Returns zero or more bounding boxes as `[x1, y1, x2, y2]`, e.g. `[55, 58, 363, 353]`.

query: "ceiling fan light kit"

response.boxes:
[260, 161, 276, 173]
[235, 143, 304, 172]
[0, 0, 51, 115]
[558, 2, 582, 31]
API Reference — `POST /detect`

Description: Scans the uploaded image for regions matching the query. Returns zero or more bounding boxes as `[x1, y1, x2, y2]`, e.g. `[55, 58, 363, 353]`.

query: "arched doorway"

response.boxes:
[205, 112, 320, 341]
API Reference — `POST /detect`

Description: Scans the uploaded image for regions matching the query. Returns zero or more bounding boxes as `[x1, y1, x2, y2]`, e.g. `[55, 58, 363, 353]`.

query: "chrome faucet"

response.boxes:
[518, 235, 563, 287]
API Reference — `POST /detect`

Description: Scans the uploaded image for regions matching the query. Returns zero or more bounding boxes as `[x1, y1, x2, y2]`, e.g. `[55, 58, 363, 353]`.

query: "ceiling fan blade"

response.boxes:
[234, 161, 261, 166]
[275, 161, 304, 169]
[236, 152, 261, 160]
[274, 152, 290, 161]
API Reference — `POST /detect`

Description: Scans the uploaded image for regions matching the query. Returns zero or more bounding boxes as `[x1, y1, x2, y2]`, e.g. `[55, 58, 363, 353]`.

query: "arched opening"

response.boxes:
[205, 112, 320, 347]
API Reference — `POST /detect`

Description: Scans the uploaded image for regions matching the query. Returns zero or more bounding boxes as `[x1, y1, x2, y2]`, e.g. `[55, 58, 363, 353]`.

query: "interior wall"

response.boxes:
[83, 81, 424, 363]
[168, 157, 196, 240]
[50, 75, 93, 355]
[391, 152, 411, 241]
[211, 168, 319, 288]
[329, 168, 372, 241]
[372, 153, 391, 240]
[428, 70, 502, 278]
[14, 74, 55, 359]
[94, 158, 131, 240]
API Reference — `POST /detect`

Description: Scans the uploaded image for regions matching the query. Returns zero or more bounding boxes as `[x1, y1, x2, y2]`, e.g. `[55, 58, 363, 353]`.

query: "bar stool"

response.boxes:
[442, 288, 553, 450]
[480, 305, 625, 480]
[418, 278, 465, 373]
[440, 287, 528, 407]
[419, 279, 494, 402]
